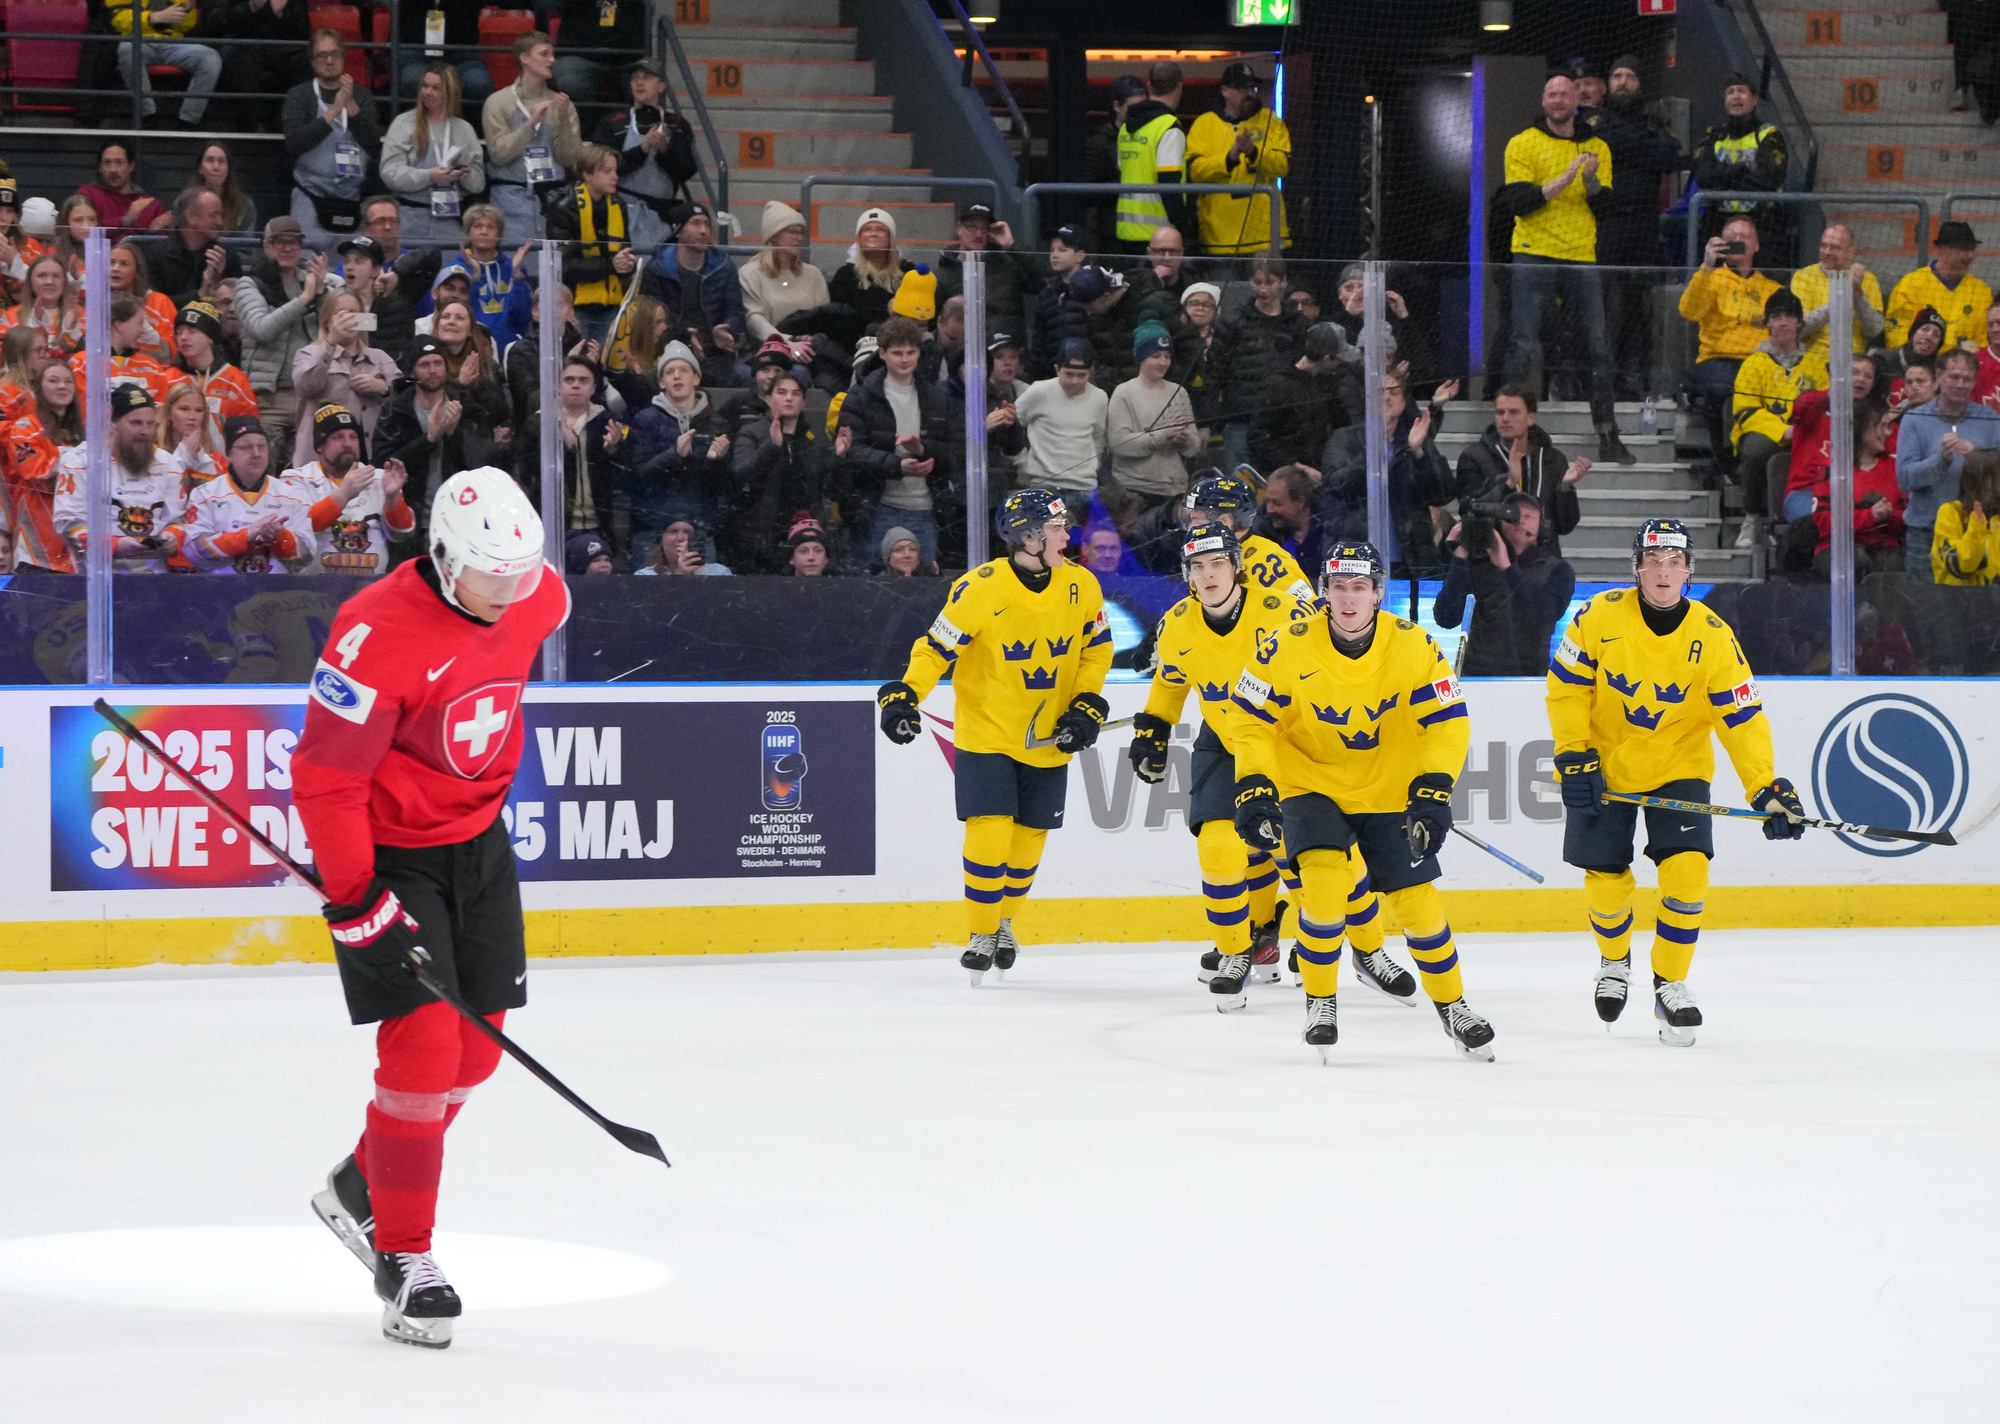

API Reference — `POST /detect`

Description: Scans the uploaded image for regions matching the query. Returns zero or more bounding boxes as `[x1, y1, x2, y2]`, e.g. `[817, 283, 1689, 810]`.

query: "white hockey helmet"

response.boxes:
[429, 467, 546, 613]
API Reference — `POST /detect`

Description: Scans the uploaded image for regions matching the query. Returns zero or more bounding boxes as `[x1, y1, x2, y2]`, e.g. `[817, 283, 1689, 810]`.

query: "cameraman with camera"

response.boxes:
[1453, 384, 1589, 551]
[1434, 491, 1576, 677]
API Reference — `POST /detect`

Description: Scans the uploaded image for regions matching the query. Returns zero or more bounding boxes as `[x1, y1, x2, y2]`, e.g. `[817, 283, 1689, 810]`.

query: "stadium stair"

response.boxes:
[1435, 400, 1758, 583]
[671, 0, 954, 272]
[1761, 0, 2000, 283]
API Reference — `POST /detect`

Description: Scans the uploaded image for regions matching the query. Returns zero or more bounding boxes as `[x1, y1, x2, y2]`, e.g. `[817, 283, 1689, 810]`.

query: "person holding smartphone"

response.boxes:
[1678, 216, 1780, 480]
[291, 290, 403, 467]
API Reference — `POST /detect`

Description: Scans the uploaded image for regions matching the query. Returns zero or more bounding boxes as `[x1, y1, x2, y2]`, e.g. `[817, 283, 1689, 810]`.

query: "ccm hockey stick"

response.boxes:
[92, 699, 671, 1167]
[1445, 635, 1547, 881]
[1023, 696, 1136, 750]
[1600, 790, 1955, 847]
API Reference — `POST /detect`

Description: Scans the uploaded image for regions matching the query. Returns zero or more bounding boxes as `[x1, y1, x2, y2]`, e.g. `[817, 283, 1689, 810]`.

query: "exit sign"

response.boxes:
[1231, 0, 1294, 24]
[1638, 0, 1675, 13]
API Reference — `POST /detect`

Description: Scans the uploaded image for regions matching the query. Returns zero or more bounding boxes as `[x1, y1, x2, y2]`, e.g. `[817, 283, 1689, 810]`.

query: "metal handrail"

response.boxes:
[799, 174, 1000, 237]
[1684, 190, 1929, 268]
[1940, 192, 2000, 223]
[655, 15, 730, 219]
[1021, 182, 1283, 254]
[934, 0, 1030, 153]
[1731, 0, 1819, 190]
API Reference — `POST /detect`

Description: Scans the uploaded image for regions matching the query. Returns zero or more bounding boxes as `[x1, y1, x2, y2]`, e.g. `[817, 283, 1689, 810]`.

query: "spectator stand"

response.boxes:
[798, 173, 997, 277]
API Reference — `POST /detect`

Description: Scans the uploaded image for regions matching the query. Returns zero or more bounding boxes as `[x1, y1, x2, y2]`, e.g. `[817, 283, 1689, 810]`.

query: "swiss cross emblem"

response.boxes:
[441, 679, 524, 777]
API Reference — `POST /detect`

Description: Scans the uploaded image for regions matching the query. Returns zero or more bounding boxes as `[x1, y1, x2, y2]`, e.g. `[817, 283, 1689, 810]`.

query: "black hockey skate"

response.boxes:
[1197, 948, 1223, 984]
[961, 931, 999, 988]
[1209, 951, 1252, 1012]
[994, 918, 1019, 977]
[1302, 993, 1338, 1063]
[1595, 956, 1631, 1025]
[1351, 945, 1418, 1004]
[1434, 997, 1496, 1061]
[1248, 898, 1287, 984]
[1286, 943, 1302, 985]
[374, 1249, 461, 1349]
[311, 1154, 375, 1269]
[1654, 975, 1702, 1047]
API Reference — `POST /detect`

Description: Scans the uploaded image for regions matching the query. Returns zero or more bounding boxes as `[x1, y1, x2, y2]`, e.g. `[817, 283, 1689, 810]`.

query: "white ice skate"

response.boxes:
[1654, 978, 1702, 1047]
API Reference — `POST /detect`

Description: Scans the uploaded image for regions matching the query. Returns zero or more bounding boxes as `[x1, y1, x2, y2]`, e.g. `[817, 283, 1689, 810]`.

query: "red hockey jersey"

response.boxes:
[292, 557, 570, 904]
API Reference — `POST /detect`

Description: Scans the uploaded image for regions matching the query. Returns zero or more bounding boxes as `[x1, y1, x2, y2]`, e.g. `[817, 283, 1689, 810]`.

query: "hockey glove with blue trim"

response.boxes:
[1751, 777, 1807, 841]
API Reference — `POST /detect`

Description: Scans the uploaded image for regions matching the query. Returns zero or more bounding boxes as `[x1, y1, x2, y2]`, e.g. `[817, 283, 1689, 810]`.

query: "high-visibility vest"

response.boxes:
[573, 186, 627, 308]
[1116, 112, 1179, 241]
[1711, 125, 1776, 214]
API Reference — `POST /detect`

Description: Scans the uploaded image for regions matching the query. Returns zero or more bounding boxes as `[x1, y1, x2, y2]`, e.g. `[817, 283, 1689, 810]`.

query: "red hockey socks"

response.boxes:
[354, 1000, 506, 1253]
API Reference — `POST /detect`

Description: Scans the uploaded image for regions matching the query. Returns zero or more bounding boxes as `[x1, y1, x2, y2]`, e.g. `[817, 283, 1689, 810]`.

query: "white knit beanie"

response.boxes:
[761, 200, 805, 242]
[855, 206, 897, 241]
[19, 196, 55, 238]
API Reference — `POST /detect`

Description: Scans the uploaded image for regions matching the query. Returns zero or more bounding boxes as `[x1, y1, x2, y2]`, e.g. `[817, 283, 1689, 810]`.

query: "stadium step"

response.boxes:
[1436, 400, 1677, 439]
[679, 0, 844, 25]
[679, 28, 862, 61]
[1761, 8, 1949, 47]
[1819, 140, 2000, 185]
[710, 128, 917, 169]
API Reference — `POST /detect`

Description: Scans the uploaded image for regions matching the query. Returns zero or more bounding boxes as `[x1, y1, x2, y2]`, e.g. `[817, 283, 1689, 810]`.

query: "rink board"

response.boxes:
[0, 678, 1995, 970]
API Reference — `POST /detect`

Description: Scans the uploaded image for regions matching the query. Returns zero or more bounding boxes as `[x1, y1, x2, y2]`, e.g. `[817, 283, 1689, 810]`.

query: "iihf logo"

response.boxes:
[1810, 694, 1966, 857]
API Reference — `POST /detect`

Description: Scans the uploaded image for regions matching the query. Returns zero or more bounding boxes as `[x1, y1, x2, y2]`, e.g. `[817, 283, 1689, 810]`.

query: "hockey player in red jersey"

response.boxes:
[294, 466, 567, 1349]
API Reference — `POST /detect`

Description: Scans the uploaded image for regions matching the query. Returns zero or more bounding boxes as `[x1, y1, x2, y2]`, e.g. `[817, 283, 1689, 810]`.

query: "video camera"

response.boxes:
[1454, 488, 1528, 555]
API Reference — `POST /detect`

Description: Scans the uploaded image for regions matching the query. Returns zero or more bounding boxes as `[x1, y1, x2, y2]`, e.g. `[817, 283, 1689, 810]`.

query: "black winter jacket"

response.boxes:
[834, 364, 961, 508]
[1432, 537, 1576, 677]
[1320, 404, 1454, 574]
[1452, 422, 1581, 547]
[726, 416, 835, 572]
[1209, 303, 1308, 426]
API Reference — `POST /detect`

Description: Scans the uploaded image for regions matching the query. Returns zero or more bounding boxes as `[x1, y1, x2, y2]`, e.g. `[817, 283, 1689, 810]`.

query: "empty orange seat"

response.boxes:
[479, 7, 535, 90]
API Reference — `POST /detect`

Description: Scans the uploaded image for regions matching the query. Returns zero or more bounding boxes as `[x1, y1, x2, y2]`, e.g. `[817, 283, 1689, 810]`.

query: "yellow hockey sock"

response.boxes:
[1245, 847, 1281, 929]
[1344, 847, 1387, 955]
[1196, 818, 1252, 953]
[1387, 883, 1464, 1003]
[961, 816, 1014, 938]
[1003, 824, 1047, 909]
[1585, 867, 1637, 963]
[1293, 848, 1348, 996]
[1652, 851, 1708, 983]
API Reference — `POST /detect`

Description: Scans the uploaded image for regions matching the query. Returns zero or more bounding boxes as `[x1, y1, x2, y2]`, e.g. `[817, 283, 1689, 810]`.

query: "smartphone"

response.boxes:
[1724, 241, 1747, 256]
[352, 311, 378, 332]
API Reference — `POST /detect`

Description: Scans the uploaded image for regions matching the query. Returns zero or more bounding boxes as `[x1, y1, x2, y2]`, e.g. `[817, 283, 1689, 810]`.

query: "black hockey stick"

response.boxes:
[91, 699, 671, 1168]
[1600, 790, 1956, 847]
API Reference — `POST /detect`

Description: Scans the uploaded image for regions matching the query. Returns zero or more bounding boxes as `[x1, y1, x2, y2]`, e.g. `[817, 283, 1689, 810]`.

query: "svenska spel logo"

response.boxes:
[1811, 694, 1967, 857]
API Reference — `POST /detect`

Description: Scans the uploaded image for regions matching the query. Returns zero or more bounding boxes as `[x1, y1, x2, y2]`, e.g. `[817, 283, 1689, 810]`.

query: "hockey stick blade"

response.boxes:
[1601, 790, 1955, 846]
[91, 698, 673, 1168]
[1023, 706, 1137, 750]
[1450, 826, 1546, 883]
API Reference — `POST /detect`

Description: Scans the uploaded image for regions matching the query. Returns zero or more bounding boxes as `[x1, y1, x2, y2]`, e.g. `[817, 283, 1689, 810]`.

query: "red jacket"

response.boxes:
[292, 558, 570, 904]
[1811, 452, 1906, 556]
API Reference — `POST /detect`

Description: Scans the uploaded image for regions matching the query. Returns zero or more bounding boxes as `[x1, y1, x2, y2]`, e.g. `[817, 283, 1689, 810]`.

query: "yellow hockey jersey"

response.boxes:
[903, 556, 1112, 768]
[1884, 264, 1993, 351]
[1144, 589, 1315, 752]
[1232, 611, 1470, 812]
[1239, 532, 1319, 607]
[1546, 590, 1776, 796]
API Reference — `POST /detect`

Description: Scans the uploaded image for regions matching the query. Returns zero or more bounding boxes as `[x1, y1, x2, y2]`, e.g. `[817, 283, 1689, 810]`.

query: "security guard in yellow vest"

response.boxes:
[1186, 60, 1291, 256]
[545, 142, 638, 341]
[1115, 61, 1190, 254]
[1691, 72, 1788, 247]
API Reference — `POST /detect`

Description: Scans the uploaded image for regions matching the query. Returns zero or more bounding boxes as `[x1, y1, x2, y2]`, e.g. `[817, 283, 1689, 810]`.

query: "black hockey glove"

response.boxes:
[1555, 748, 1606, 810]
[1752, 777, 1807, 841]
[1128, 711, 1171, 783]
[1405, 773, 1454, 860]
[323, 879, 424, 990]
[1233, 774, 1284, 852]
[1052, 691, 1111, 752]
[877, 679, 921, 745]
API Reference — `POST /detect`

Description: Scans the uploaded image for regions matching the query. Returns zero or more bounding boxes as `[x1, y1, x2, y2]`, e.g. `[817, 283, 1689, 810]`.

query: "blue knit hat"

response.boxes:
[1133, 319, 1172, 362]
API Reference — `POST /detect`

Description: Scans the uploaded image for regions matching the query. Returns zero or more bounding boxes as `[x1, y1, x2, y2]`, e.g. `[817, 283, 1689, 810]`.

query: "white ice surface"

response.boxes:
[2, 929, 1996, 1422]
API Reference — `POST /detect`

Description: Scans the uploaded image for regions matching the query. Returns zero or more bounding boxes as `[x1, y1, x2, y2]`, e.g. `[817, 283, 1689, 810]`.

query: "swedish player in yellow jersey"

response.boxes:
[1231, 541, 1497, 1062]
[1129, 521, 1407, 1010]
[878, 489, 1113, 986]
[1186, 471, 1319, 609]
[1546, 518, 1805, 1045]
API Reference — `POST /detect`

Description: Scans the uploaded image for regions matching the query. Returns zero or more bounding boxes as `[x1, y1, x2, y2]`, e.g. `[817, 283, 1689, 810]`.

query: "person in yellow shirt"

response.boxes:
[1790, 223, 1884, 362]
[1184, 61, 1290, 257]
[1230, 541, 1495, 1062]
[1679, 217, 1782, 477]
[1886, 222, 1992, 351]
[1730, 289, 1826, 547]
[1932, 448, 2000, 583]
[1546, 519, 1804, 1047]
[112, 0, 223, 129]
[877, 489, 1112, 985]
[1501, 71, 1630, 466]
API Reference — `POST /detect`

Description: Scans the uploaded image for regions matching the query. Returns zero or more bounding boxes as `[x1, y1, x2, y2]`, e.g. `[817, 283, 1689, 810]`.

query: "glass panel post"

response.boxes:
[84, 230, 111, 686]
[1361, 260, 1390, 559]
[963, 249, 990, 567]
[1827, 277, 1855, 676]
[537, 239, 566, 683]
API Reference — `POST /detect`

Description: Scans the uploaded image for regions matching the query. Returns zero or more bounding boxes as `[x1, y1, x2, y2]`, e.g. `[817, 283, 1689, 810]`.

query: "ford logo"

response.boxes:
[313, 669, 359, 708]
[1811, 694, 1966, 858]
